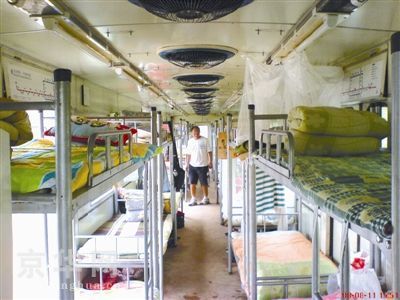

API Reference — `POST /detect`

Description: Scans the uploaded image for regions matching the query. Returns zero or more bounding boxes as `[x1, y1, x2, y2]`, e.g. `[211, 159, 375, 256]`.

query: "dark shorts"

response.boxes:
[188, 165, 209, 185]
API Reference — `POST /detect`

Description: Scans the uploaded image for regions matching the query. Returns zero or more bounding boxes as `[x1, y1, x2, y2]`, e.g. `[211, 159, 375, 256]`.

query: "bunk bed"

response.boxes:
[231, 32, 400, 300]
[0, 69, 175, 300]
[237, 105, 393, 299]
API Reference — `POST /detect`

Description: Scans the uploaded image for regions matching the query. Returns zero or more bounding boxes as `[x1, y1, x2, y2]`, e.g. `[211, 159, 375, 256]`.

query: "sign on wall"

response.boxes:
[341, 52, 387, 103]
[2, 57, 55, 102]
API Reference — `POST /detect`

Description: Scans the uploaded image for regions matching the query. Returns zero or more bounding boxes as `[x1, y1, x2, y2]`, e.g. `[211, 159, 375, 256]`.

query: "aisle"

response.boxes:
[164, 183, 247, 300]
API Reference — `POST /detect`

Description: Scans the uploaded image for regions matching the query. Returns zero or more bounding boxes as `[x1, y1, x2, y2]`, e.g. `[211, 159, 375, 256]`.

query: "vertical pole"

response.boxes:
[227, 114, 233, 274]
[147, 163, 154, 300]
[169, 140, 177, 246]
[210, 124, 215, 181]
[242, 160, 248, 284]
[39, 110, 45, 138]
[157, 112, 164, 300]
[150, 107, 159, 291]
[54, 69, 74, 300]
[391, 31, 400, 294]
[43, 214, 50, 285]
[143, 164, 149, 300]
[312, 206, 321, 299]
[215, 121, 219, 205]
[184, 122, 189, 204]
[179, 119, 183, 168]
[248, 105, 257, 300]
[340, 222, 350, 299]
[297, 197, 303, 232]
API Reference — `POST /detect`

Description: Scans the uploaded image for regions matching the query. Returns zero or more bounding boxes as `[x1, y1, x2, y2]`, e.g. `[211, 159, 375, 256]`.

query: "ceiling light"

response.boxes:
[114, 67, 123, 76]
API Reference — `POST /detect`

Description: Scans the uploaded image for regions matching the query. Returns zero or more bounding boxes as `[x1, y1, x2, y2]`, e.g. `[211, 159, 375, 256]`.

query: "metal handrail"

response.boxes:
[87, 130, 133, 186]
[259, 129, 295, 178]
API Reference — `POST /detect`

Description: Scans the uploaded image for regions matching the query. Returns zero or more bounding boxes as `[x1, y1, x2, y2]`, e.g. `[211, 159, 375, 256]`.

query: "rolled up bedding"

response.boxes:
[0, 99, 33, 145]
[292, 130, 381, 156]
[288, 106, 389, 138]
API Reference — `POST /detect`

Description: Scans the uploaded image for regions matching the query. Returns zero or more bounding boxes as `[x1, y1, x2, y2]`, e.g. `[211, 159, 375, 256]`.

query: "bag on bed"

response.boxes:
[288, 106, 389, 138]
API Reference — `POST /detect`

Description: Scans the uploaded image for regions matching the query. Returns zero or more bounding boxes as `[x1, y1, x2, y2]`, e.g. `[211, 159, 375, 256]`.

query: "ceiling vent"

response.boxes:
[128, 0, 253, 23]
[187, 94, 214, 101]
[187, 100, 213, 105]
[159, 45, 237, 69]
[174, 74, 224, 87]
[183, 87, 217, 97]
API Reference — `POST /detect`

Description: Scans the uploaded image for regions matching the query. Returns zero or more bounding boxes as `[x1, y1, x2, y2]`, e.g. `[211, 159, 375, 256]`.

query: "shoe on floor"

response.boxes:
[200, 197, 210, 205]
[188, 198, 197, 206]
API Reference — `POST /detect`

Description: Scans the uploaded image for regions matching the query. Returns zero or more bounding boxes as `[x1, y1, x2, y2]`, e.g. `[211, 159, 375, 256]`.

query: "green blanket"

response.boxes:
[288, 106, 389, 138]
[293, 152, 392, 239]
[291, 130, 380, 156]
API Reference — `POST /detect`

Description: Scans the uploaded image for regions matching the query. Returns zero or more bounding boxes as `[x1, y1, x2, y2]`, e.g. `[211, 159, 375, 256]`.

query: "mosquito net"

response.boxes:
[236, 52, 344, 144]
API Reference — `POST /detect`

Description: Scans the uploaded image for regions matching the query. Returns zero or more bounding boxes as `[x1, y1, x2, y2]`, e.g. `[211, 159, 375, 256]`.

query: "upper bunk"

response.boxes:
[1, 86, 171, 215]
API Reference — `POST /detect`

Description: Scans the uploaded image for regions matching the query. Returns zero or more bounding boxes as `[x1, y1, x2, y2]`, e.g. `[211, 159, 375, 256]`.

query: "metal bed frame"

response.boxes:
[1, 69, 175, 299]
[237, 32, 400, 300]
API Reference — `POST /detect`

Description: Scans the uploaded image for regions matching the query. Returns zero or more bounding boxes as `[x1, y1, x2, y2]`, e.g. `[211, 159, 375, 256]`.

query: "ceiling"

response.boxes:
[1, 0, 399, 116]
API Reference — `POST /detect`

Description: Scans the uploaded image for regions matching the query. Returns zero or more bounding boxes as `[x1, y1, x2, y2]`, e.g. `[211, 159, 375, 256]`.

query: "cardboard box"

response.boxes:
[217, 132, 234, 159]
[218, 132, 227, 159]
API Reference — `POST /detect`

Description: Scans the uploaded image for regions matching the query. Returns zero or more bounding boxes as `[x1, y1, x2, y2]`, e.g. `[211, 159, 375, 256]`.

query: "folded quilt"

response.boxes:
[291, 130, 380, 156]
[0, 98, 33, 145]
[288, 106, 389, 138]
[11, 139, 160, 194]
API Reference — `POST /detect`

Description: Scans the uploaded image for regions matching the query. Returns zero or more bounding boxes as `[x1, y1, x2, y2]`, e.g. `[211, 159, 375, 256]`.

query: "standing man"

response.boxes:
[186, 126, 212, 206]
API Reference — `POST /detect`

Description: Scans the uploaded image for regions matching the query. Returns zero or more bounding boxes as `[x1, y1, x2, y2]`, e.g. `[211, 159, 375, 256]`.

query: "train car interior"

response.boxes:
[0, 0, 400, 299]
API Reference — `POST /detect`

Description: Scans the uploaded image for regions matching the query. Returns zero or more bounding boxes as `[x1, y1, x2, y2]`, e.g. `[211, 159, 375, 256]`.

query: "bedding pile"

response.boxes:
[0, 98, 33, 145]
[288, 106, 389, 156]
[44, 116, 137, 145]
[11, 139, 160, 193]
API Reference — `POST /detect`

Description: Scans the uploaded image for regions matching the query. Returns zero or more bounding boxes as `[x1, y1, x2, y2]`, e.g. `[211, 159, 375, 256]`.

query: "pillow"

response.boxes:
[44, 116, 137, 145]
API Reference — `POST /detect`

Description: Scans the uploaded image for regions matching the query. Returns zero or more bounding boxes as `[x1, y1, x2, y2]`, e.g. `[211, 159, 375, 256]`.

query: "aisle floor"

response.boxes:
[164, 183, 247, 300]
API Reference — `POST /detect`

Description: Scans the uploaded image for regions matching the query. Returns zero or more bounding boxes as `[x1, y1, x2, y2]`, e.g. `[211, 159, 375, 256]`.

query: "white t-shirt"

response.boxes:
[186, 136, 211, 167]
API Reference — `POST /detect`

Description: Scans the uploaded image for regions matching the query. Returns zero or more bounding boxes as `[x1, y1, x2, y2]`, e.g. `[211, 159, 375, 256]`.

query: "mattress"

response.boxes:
[77, 214, 173, 262]
[292, 152, 392, 239]
[76, 280, 160, 300]
[232, 231, 337, 300]
[11, 139, 160, 194]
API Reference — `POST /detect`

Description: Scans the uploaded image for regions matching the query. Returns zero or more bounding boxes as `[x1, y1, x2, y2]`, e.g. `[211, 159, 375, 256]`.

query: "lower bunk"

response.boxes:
[75, 280, 160, 300]
[74, 188, 174, 298]
[231, 231, 338, 300]
[76, 213, 173, 262]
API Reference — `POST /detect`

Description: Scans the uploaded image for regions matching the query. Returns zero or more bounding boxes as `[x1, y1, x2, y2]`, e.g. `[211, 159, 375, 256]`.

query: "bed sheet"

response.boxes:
[232, 231, 337, 300]
[292, 152, 392, 239]
[11, 139, 160, 194]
